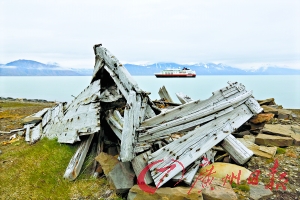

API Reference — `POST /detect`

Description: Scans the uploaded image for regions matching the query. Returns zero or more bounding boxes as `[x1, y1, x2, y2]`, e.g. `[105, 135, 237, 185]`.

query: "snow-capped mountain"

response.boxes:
[1, 60, 299, 76]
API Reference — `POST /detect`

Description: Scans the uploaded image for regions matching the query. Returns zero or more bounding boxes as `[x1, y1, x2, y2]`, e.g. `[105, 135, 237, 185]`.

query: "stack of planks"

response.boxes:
[21, 44, 263, 190]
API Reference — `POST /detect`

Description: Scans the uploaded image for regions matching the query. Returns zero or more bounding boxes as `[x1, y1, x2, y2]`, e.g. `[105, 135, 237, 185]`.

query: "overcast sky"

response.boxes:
[1, 0, 299, 69]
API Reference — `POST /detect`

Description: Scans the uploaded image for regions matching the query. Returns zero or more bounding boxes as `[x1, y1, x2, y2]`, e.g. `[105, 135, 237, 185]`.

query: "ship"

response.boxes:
[155, 67, 196, 78]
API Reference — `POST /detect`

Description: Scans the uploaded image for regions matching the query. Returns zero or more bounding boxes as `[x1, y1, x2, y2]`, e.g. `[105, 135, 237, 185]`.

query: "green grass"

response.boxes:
[0, 101, 52, 108]
[0, 138, 113, 199]
[276, 147, 286, 154]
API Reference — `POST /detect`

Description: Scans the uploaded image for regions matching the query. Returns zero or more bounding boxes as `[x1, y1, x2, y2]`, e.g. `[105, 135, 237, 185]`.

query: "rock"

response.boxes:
[261, 105, 278, 115]
[95, 152, 119, 175]
[249, 184, 273, 200]
[127, 184, 203, 200]
[277, 109, 293, 120]
[291, 125, 300, 146]
[262, 124, 294, 137]
[23, 116, 42, 124]
[107, 161, 135, 193]
[199, 177, 237, 200]
[249, 113, 274, 124]
[238, 135, 277, 158]
[199, 162, 252, 182]
[255, 133, 294, 147]
[257, 98, 276, 106]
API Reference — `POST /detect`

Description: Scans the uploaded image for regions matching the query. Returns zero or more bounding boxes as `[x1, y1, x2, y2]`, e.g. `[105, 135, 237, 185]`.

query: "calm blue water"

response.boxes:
[1, 76, 299, 108]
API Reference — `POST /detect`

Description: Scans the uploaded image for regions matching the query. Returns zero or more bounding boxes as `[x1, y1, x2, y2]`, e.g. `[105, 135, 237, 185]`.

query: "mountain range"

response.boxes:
[1, 59, 300, 76]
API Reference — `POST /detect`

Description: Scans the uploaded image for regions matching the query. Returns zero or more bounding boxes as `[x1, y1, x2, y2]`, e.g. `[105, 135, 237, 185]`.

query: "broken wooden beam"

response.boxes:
[64, 134, 94, 181]
[158, 86, 173, 102]
[147, 104, 255, 188]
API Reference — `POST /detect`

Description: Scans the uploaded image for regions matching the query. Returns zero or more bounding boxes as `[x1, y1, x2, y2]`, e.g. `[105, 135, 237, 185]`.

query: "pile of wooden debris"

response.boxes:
[19, 44, 269, 196]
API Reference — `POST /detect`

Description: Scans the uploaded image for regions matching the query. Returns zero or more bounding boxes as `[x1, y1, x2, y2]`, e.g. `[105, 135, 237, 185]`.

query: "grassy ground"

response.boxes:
[0, 100, 120, 200]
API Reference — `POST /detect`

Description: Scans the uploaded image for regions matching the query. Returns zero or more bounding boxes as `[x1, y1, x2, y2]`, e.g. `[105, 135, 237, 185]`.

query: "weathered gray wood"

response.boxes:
[42, 103, 65, 138]
[64, 134, 94, 181]
[148, 104, 254, 188]
[175, 92, 194, 104]
[99, 86, 123, 102]
[138, 107, 234, 143]
[158, 86, 173, 102]
[221, 134, 254, 165]
[172, 149, 216, 185]
[91, 54, 105, 83]
[64, 80, 100, 112]
[94, 46, 142, 94]
[42, 80, 100, 143]
[105, 110, 123, 140]
[134, 142, 152, 154]
[104, 66, 130, 100]
[131, 150, 153, 184]
[30, 122, 42, 144]
[141, 82, 249, 127]
[138, 91, 252, 141]
[120, 91, 142, 162]
[93, 129, 105, 178]
[24, 124, 35, 142]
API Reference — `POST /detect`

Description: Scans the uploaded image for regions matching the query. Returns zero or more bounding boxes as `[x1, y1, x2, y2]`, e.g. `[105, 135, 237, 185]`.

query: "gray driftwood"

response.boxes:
[64, 134, 94, 181]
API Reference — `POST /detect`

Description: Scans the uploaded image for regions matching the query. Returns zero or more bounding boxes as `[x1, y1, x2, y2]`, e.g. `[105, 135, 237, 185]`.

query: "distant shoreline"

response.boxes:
[0, 97, 57, 104]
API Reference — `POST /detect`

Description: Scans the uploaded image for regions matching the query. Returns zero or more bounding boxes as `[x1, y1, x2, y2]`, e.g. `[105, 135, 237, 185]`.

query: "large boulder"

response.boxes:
[127, 185, 203, 200]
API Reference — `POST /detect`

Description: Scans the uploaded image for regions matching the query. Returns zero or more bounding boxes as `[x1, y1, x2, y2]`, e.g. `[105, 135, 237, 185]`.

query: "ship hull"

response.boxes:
[155, 74, 196, 78]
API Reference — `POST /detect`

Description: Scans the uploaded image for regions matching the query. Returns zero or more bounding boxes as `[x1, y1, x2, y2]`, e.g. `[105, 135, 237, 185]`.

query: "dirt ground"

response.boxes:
[0, 100, 56, 142]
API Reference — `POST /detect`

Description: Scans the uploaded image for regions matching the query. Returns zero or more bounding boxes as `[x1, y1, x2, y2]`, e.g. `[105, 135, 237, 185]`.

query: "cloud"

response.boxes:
[0, 0, 299, 69]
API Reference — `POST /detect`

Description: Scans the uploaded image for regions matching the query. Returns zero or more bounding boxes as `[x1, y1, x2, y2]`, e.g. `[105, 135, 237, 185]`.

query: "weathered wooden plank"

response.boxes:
[42, 103, 65, 138]
[141, 82, 249, 127]
[175, 92, 194, 104]
[221, 134, 254, 165]
[158, 86, 173, 102]
[139, 91, 251, 140]
[132, 150, 153, 185]
[120, 91, 142, 162]
[105, 110, 122, 140]
[138, 107, 234, 143]
[24, 124, 35, 142]
[42, 80, 101, 143]
[104, 66, 130, 100]
[94, 46, 142, 94]
[64, 80, 100, 112]
[245, 97, 263, 114]
[64, 134, 94, 181]
[148, 104, 254, 188]
[30, 122, 42, 144]
[91, 53, 105, 83]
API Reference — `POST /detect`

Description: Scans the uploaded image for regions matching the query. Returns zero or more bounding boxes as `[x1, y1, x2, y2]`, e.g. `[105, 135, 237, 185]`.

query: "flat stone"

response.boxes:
[255, 133, 294, 147]
[127, 184, 203, 200]
[257, 98, 276, 106]
[108, 162, 135, 193]
[23, 116, 42, 124]
[95, 152, 119, 176]
[249, 113, 274, 124]
[262, 124, 294, 137]
[238, 136, 277, 158]
[249, 184, 273, 200]
[199, 177, 237, 200]
[291, 125, 300, 146]
[261, 105, 278, 115]
[198, 162, 252, 182]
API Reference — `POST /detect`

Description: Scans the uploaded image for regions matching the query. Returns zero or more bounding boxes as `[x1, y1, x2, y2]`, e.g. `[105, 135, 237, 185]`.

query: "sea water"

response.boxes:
[0, 75, 299, 108]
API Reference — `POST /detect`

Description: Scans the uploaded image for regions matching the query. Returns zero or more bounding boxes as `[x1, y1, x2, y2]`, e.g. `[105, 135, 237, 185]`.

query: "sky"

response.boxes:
[1, 0, 299, 69]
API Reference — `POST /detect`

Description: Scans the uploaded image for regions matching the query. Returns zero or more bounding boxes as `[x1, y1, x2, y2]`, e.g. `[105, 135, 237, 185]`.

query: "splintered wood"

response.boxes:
[21, 44, 262, 190]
